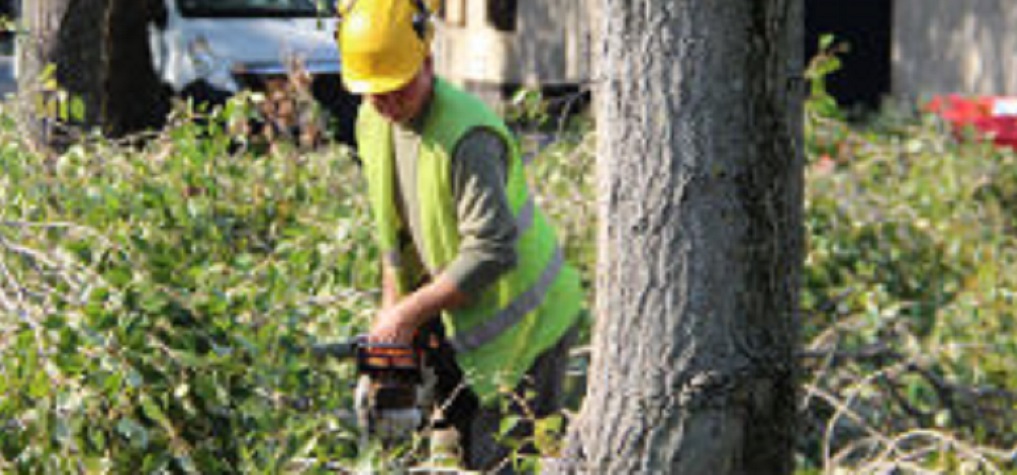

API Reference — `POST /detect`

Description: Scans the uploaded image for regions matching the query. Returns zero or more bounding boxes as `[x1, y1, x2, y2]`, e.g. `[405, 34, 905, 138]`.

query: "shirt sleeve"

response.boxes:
[442, 128, 519, 298]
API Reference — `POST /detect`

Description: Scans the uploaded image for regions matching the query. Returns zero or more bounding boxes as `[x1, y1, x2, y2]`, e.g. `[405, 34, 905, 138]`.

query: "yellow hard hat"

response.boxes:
[337, 0, 435, 94]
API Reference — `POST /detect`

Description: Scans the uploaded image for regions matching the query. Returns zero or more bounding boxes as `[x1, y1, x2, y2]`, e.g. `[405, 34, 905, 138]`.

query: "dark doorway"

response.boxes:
[487, 0, 518, 32]
[806, 0, 893, 111]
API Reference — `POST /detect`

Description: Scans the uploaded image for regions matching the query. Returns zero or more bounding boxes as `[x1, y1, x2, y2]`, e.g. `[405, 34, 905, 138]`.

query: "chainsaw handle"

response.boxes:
[309, 335, 423, 365]
[310, 338, 360, 360]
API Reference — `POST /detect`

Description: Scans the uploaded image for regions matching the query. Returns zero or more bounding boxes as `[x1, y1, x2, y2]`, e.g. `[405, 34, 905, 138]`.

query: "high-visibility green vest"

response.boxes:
[356, 78, 583, 401]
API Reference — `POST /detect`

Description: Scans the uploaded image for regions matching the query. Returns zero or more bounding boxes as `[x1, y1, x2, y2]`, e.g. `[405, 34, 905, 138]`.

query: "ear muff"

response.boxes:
[335, 0, 355, 23]
[411, 0, 432, 42]
[334, 0, 355, 49]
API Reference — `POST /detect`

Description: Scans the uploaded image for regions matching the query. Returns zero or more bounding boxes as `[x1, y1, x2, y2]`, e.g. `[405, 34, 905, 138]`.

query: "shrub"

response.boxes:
[0, 95, 598, 472]
[0, 102, 375, 472]
[800, 96, 1017, 472]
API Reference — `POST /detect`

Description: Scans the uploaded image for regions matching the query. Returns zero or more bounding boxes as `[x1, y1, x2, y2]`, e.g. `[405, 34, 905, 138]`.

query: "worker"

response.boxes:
[335, 0, 585, 470]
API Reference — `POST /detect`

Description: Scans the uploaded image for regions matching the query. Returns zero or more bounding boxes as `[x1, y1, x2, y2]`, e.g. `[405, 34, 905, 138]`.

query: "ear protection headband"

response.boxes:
[335, 0, 433, 42]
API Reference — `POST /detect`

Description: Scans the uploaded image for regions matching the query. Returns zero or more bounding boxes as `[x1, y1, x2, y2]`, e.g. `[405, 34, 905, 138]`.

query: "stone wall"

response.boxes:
[433, 0, 590, 89]
[894, 0, 1017, 98]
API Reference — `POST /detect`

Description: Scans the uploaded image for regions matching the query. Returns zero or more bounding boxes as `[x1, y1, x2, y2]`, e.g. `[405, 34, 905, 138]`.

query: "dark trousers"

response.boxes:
[427, 324, 577, 473]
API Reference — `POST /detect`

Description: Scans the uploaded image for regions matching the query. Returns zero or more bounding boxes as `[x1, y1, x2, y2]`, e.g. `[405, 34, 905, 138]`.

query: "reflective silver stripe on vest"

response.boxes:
[515, 196, 536, 236]
[451, 245, 564, 353]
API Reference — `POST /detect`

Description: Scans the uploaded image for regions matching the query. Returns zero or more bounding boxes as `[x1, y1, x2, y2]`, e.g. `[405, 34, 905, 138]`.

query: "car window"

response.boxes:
[177, 0, 336, 18]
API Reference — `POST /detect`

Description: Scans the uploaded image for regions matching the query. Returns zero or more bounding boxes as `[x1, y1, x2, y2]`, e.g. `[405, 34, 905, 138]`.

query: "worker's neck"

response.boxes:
[401, 77, 436, 133]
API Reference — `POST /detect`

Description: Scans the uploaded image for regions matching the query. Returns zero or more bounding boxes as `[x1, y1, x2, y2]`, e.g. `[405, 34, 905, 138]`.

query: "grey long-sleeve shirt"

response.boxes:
[392, 119, 518, 298]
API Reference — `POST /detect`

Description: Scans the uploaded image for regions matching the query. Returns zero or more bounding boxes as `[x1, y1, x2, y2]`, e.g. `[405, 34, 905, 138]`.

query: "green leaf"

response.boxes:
[100, 371, 123, 396]
[498, 415, 520, 438]
[142, 453, 171, 472]
[533, 414, 564, 455]
[29, 371, 51, 399]
[57, 90, 70, 121]
[116, 417, 150, 449]
[70, 96, 86, 122]
[88, 427, 107, 451]
[105, 266, 133, 287]
[140, 393, 170, 428]
[80, 457, 111, 474]
[535, 414, 563, 436]
[126, 368, 144, 388]
[175, 455, 200, 475]
[141, 291, 169, 314]
[819, 33, 835, 50]
[43, 314, 67, 331]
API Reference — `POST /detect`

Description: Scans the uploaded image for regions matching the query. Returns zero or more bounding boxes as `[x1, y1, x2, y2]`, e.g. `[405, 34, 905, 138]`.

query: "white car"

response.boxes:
[148, 0, 359, 145]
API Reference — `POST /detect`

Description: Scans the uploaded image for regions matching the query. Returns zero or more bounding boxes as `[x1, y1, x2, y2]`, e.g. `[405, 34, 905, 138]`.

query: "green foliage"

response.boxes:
[505, 88, 551, 129]
[799, 39, 1017, 473]
[0, 100, 375, 472]
[11, 38, 1017, 472]
[32, 64, 87, 125]
[804, 34, 848, 122]
[0, 91, 598, 471]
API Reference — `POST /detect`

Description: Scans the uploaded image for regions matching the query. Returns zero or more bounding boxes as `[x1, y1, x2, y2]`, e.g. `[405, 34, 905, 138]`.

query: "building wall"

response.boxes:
[433, 0, 590, 90]
[894, 0, 1017, 99]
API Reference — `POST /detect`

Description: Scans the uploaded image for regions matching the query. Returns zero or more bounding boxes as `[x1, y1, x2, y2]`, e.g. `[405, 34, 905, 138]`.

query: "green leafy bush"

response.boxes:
[800, 77, 1017, 473]
[8, 46, 1017, 473]
[0, 103, 376, 472]
[0, 94, 597, 472]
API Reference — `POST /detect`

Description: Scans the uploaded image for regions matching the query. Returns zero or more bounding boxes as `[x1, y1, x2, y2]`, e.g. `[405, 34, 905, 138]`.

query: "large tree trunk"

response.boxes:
[103, 0, 169, 137]
[17, 0, 168, 149]
[18, 0, 77, 147]
[554, 1, 804, 473]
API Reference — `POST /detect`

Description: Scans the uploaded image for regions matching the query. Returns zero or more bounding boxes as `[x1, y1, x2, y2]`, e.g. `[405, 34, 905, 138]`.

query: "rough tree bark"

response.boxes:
[552, 1, 804, 473]
[17, 0, 168, 148]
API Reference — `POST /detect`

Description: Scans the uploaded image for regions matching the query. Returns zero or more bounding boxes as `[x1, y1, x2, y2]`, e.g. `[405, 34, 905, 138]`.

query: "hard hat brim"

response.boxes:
[343, 72, 415, 95]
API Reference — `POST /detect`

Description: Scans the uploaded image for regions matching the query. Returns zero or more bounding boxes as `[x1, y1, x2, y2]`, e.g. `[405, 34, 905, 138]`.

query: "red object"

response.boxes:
[927, 94, 1017, 149]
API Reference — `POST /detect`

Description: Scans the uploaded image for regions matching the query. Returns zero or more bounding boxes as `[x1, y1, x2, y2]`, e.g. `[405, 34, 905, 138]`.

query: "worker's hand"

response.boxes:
[369, 306, 418, 346]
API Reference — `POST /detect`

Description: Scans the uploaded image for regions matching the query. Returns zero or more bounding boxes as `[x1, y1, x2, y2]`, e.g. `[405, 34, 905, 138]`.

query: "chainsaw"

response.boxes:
[312, 334, 438, 451]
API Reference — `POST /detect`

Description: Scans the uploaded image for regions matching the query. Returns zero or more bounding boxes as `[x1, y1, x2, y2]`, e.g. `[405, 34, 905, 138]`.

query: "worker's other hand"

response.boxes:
[369, 307, 418, 346]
